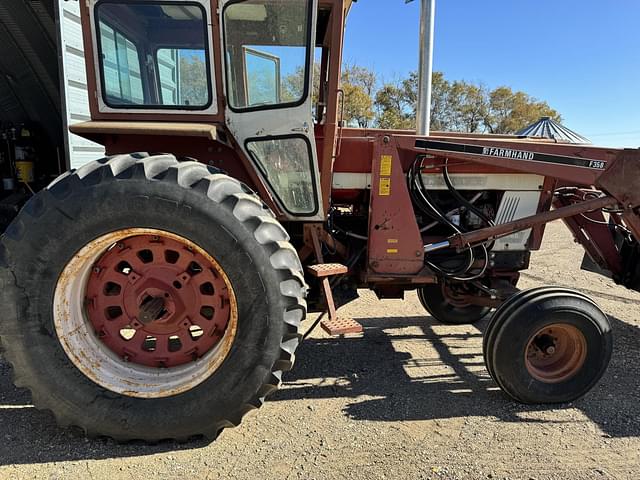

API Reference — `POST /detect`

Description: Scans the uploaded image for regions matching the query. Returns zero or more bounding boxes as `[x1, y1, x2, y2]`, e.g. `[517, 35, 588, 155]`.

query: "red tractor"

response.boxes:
[0, 0, 636, 442]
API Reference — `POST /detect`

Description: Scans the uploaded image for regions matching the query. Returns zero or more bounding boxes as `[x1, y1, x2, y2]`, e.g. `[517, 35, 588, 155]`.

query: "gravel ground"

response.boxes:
[1, 220, 639, 479]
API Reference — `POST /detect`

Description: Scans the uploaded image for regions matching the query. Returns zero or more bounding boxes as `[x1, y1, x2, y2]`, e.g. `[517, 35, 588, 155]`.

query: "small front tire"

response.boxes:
[483, 287, 612, 404]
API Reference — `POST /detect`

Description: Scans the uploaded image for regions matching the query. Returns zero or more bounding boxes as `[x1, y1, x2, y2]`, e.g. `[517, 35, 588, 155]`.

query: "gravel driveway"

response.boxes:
[1, 221, 639, 479]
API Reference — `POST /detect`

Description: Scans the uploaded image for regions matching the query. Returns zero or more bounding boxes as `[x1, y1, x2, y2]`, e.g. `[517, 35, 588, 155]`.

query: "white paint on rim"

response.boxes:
[53, 228, 237, 399]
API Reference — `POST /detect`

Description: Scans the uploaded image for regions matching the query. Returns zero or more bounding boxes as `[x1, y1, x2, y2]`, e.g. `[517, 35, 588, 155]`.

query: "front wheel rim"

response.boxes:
[53, 228, 238, 399]
[524, 323, 587, 384]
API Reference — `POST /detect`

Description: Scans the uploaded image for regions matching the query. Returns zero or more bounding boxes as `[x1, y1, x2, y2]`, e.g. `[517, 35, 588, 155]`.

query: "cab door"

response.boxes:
[221, 0, 322, 220]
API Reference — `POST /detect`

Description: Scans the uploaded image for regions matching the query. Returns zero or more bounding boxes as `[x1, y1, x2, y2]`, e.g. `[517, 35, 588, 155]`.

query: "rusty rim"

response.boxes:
[53, 228, 237, 398]
[86, 234, 231, 368]
[525, 323, 587, 384]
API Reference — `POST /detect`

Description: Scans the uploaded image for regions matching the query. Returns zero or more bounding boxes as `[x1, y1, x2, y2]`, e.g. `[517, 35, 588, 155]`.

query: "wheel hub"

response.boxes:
[525, 323, 587, 383]
[442, 282, 474, 308]
[138, 294, 170, 325]
[85, 234, 232, 368]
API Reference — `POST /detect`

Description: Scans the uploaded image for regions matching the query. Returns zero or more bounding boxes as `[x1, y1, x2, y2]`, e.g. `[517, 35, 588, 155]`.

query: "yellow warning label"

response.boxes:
[386, 248, 399, 254]
[379, 177, 391, 196]
[387, 239, 399, 244]
[380, 155, 393, 176]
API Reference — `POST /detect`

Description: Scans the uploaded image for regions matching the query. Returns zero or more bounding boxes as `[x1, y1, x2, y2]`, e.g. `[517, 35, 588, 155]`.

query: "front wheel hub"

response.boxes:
[525, 323, 587, 384]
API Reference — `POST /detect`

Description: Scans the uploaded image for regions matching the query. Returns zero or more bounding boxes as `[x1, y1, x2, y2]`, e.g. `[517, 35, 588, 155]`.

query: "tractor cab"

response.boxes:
[74, 0, 351, 220]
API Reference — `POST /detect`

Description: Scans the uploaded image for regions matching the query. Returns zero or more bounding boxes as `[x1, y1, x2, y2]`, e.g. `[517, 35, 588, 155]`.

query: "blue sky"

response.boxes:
[343, 0, 640, 147]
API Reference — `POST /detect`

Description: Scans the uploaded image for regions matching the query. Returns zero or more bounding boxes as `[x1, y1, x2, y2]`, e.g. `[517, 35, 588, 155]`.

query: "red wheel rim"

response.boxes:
[525, 323, 587, 384]
[85, 234, 231, 368]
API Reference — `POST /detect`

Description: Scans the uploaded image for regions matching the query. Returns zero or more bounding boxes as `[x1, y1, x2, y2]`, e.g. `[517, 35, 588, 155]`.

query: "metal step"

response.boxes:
[307, 263, 348, 278]
[320, 317, 363, 336]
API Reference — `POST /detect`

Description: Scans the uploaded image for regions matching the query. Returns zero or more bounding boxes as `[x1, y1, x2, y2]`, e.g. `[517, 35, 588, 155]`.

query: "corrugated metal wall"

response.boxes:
[0, 0, 62, 149]
[57, 0, 105, 168]
[0, 1, 104, 170]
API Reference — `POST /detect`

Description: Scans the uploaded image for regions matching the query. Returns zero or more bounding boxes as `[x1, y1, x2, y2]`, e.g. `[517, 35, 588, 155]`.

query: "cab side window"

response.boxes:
[95, 2, 212, 110]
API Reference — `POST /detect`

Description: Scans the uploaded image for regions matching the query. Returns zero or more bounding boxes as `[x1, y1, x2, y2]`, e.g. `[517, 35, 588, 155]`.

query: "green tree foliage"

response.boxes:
[282, 65, 305, 103]
[484, 86, 560, 134]
[445, 81, 488, 132]
[341, 64, 376, 128]
[375, 73, 417, 129]
[373, 71, 560, 133]
[282, 63, 377, 127]
[283, 63, 320, 104]
[179, 55, 208, 106]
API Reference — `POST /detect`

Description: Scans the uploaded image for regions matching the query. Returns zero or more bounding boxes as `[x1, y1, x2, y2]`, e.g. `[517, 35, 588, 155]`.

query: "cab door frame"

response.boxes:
[220, 0, 323, 221]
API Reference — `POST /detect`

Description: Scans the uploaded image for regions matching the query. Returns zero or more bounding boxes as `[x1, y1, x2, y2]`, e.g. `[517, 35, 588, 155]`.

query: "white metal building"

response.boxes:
[57, 0, 105, 169]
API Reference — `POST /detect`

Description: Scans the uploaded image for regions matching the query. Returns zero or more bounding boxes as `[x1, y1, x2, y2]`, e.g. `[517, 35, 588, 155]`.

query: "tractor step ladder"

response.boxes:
[308, 230, 363, 336]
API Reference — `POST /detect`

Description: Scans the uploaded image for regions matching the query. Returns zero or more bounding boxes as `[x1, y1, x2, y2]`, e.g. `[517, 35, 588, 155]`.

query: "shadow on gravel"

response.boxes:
[1, 311, 638, 465]
[273, 314, 640, 439]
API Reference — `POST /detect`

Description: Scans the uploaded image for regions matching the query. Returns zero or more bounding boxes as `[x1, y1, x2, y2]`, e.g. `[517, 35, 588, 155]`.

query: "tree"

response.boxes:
[284, 64, 561, 134]
[429, 71, 451, 131]
[447, 81, 488, 133]
[375, 70, 560, 134]
[374, 82, 414, 129]
[374, 72, 419, 129]
[342, 63, 377, 98]
[484, 86, 561, 134]
[179, 54, 208, 106]
[282, 63, 377, 127]
[341, 64, 376, 128]
[373, 71, 479, 131]
[281, 63, 322, 104]
[341, 82, 375, 128]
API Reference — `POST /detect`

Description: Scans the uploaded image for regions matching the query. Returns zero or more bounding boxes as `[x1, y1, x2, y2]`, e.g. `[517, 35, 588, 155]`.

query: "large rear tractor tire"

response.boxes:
[418, 282, 491, 325]
[483, 287, 612, 404]
[0, 153, 306, 442]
